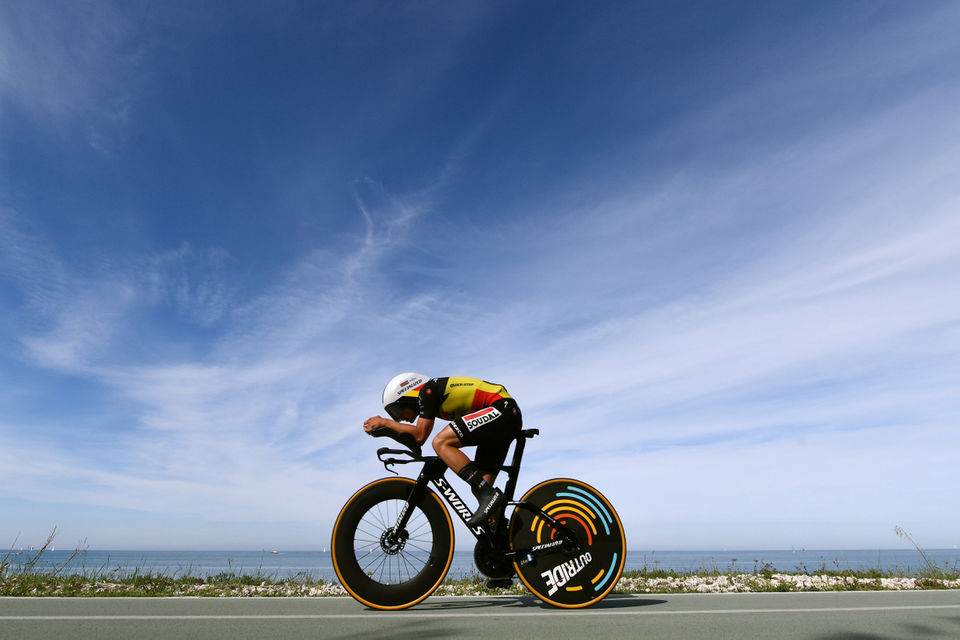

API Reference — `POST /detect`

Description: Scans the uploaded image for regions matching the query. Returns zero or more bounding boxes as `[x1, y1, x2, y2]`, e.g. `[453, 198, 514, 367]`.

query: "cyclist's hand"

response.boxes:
[363, 416, 390, 434]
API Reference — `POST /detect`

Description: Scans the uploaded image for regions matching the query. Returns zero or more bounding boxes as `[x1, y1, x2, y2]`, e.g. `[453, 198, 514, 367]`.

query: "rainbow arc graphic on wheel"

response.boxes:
[528, 484, 620, 593]
[510, 478, 626, 608]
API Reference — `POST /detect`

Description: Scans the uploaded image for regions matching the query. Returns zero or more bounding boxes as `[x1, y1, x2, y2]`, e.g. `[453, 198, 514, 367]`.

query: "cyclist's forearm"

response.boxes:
[395, 417, 434, 444]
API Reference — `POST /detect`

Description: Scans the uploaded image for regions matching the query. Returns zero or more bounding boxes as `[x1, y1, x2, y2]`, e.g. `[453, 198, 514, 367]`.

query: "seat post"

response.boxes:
[502, 432, 530, 501]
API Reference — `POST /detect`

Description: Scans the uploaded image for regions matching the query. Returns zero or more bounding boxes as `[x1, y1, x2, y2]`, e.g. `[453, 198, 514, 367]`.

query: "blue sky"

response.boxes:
[2, 1, 959, 551]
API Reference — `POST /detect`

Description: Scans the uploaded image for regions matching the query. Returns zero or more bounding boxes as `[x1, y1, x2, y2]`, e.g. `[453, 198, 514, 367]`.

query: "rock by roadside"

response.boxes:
[617, 573, 960, 593]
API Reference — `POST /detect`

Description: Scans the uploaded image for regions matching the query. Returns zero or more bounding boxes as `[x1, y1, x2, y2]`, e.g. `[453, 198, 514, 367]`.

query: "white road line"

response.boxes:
[3, 604, 960, 620]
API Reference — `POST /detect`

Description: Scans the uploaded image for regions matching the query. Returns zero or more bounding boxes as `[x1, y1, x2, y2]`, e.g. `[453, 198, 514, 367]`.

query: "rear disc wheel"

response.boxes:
[510, 478, 626, 608]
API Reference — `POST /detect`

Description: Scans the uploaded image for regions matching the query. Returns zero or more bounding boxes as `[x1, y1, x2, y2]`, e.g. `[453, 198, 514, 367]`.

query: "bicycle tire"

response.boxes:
[509, 478, 626, 608]
[331, 477, 454, 609]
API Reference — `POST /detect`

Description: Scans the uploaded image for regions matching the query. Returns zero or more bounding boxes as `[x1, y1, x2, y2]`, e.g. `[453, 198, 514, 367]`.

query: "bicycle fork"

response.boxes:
[384, 459, 487, 546]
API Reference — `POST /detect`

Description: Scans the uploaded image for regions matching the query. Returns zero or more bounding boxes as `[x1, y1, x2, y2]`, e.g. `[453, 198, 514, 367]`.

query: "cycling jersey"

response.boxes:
[416, 377, 522, 473]
[417, 377, 512, 421]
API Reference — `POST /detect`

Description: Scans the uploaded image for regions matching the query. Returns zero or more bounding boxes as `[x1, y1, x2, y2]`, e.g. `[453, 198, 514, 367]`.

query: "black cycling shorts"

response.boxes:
[449, 397, 523, 474]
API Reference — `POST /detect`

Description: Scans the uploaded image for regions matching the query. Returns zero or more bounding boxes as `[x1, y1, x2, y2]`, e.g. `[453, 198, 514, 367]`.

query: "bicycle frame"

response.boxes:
[374, 428, 581, 565]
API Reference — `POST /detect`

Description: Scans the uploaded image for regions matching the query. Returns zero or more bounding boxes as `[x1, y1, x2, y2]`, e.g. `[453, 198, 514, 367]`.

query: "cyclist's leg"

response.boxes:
[474, 401, 523, 485]
[447, 398, 522, 526]
[436, 398, 521, 474]
[432, 426, 470, 472]
[433, 425, 498, 508]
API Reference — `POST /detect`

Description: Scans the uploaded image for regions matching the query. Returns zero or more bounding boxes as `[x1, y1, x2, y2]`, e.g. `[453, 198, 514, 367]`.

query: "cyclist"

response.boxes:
[363, 373, 522, 529]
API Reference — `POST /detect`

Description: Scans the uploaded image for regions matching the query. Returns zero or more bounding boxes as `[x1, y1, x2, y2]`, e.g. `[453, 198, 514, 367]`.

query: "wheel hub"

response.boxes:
[380, 527, 409, 555]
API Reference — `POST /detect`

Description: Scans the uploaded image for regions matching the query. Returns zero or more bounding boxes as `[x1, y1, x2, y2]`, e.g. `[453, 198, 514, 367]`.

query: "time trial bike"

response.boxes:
[331, 427, 626, 609]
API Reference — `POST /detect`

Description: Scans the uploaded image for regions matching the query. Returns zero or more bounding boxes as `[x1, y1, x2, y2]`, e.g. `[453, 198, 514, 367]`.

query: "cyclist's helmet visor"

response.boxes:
[385, 396, 416, 421]
[385, 401, 402, 421]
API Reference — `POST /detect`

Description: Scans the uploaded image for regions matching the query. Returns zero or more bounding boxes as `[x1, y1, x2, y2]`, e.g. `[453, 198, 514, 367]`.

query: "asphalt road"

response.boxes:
[2, 591, 959, 640]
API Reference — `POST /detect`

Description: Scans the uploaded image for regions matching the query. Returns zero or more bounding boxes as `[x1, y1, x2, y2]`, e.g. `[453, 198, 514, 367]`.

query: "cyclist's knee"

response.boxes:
[432, 428, 458, 454]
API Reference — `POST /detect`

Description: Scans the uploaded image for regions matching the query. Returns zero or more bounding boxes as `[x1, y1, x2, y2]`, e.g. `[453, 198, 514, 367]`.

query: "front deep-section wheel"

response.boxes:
[331, 477, 454, 609]
[510, 478, 626, 608]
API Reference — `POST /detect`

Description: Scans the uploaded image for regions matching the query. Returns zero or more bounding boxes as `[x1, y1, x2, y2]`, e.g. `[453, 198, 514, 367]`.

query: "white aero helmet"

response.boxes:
[382, 372, 428, 421]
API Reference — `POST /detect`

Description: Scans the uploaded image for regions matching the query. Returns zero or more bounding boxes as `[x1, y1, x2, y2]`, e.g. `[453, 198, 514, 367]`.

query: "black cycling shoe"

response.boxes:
[466, 488, 505, 528]
[485, 577, 513, 589]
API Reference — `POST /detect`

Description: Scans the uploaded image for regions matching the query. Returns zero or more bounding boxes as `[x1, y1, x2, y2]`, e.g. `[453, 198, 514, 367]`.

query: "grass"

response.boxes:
[3, 563, 957, 597]
[0, 571, 346, 597]
[3, 527, 957, 597]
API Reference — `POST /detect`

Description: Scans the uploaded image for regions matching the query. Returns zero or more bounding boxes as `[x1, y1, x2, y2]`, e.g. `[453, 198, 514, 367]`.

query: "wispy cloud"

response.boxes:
[0, 2, 144, 153]
[1, 170, 450, 542]
[2, 3, 958, 550]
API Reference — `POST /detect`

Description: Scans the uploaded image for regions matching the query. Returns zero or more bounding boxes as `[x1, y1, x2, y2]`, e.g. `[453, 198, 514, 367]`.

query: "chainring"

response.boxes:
[473, 537, 516, 579]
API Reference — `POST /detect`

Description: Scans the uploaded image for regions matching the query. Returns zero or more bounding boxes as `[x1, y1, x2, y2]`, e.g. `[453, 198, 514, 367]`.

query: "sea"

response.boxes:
[6, 548, 959, 581]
